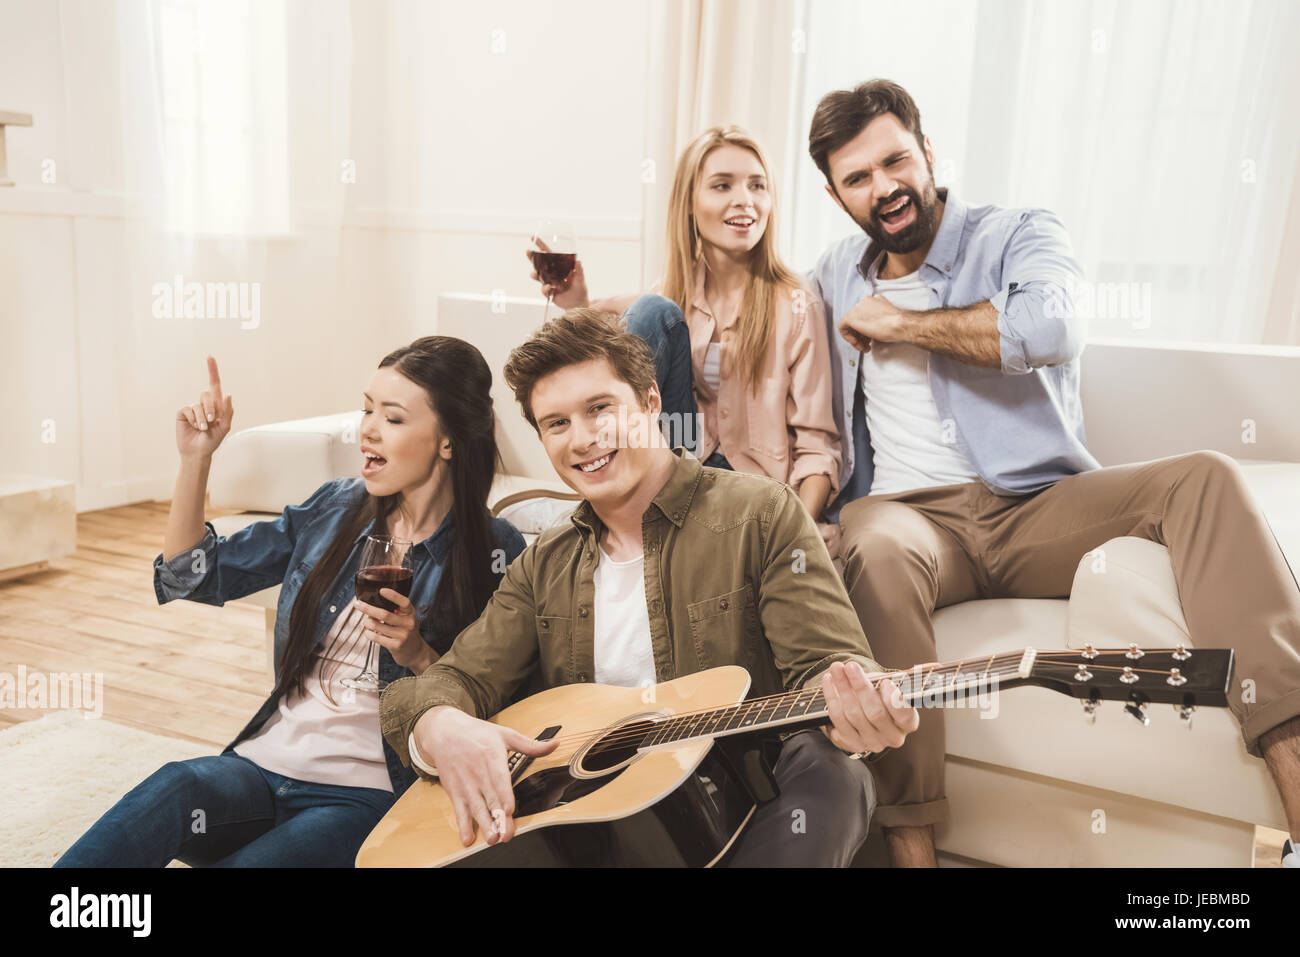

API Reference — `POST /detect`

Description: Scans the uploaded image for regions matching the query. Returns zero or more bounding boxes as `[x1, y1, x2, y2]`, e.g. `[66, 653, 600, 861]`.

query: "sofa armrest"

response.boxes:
[208, 411, 363, 513]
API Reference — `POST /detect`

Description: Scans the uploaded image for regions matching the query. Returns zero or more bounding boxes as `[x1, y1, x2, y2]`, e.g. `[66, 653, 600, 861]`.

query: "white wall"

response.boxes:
[0, 0, 649, 511]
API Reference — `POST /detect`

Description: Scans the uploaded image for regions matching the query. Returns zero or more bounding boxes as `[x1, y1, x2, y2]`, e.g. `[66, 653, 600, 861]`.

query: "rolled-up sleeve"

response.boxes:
[151, 479, 341, 607]
[153, 522, 222, 603]
[785, 293, 843, 502]
[992, 209, 1087, 374]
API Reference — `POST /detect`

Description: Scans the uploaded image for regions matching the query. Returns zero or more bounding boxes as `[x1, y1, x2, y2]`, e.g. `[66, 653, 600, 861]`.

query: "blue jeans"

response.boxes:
[623, 294, 730, 470]
[54, 753, 394, 868]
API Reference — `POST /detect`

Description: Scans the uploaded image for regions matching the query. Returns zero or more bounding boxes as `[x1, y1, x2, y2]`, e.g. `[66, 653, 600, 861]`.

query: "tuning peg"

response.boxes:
[1080, 642, 1099, 660]
[1082, 693, 1100, 725]
[1172, 644, 1190, 661]
[1176, 704, 1195, 728]
[1125, 701, 1150, 725]
[1125, 692, 1150, 726]
[1125, 643, 1145, 660]
[1166, 667, 1187, 687]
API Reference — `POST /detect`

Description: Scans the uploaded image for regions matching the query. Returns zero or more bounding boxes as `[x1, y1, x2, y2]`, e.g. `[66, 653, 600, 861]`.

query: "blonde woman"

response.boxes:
[528, 127, 841, 539]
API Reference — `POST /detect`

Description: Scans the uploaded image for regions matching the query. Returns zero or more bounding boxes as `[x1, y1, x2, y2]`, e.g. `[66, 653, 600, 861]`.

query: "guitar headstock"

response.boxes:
[1021, 645, 1233, 726]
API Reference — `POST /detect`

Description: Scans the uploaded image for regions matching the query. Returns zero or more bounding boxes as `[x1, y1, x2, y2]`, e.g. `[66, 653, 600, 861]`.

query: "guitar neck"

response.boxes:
[640, 650, 1036, 749]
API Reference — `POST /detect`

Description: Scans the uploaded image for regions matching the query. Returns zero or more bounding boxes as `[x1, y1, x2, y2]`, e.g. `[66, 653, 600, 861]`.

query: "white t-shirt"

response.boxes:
[235, 604, 393, 792]
[858, 269, 979, 495]
[408, 541, 657, 777]
[592, 544, 656, 689]
[408, 540, 655, 774]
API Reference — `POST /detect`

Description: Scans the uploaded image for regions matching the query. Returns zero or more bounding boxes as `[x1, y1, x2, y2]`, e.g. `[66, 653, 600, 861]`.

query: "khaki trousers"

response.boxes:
[839, 451, 1300, 828]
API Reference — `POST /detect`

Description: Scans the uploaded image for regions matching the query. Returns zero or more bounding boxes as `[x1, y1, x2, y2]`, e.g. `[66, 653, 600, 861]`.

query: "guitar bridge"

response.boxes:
[509, 725, 561, 784]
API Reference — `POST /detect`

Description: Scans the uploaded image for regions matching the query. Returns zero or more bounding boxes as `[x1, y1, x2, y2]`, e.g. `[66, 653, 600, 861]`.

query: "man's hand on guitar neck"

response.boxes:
[413, 705, 559, 847]
[820, 661, 920, 757]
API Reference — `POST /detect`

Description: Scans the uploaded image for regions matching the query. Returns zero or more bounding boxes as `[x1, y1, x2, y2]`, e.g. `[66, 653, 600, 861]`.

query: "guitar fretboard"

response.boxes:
[638, 652, 1029, 749]
[641, 687, 826, 746]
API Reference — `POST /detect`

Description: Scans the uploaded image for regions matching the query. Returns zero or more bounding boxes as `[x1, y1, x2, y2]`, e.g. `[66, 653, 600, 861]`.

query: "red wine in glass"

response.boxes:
[530, 220, 578, 320]
[530, 251, 576, 287]
[342, 535, 413, 693]
[355, 565, 413, 612]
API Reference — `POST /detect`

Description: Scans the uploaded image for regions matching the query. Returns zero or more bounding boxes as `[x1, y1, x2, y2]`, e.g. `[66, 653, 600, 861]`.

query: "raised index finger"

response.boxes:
[207, 356, 224, 401]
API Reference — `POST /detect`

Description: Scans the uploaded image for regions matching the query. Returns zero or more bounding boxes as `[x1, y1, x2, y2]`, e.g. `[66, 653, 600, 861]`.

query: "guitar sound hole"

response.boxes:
[513, 766, 624, 817]
[580, 719, 655, 773]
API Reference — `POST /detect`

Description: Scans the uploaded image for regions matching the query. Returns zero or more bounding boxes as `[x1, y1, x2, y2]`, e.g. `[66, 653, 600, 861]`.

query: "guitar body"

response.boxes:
[356, 666, 758, 867]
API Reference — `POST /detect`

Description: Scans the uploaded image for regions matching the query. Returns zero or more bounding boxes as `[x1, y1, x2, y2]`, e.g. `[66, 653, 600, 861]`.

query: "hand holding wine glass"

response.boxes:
[343, 535, 415, 692]
[526, 239, 589, 308]
[528, 220, 582, 317]
[352, 584, 434, 673]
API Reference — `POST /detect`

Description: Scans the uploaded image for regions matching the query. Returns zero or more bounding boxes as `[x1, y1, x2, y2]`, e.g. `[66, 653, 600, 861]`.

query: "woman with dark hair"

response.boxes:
[55, 338, 525, 867]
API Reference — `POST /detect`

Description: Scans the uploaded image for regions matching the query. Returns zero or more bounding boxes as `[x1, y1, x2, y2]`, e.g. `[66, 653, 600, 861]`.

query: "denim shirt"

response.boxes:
[812, 188, 1101, 515]
[152, 476, 526, 795]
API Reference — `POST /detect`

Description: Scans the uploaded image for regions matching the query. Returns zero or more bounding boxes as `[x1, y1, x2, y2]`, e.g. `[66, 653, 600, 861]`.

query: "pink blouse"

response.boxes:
[684, 271, 842, 502]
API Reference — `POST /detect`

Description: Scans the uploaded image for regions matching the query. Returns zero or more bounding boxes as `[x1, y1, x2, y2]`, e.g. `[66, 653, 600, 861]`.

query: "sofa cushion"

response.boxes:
[933, 594, 1282, 826]
[930, 586, 1284, 828]
[1067, 537, 1190, 652]
[209, 412, 363, 512]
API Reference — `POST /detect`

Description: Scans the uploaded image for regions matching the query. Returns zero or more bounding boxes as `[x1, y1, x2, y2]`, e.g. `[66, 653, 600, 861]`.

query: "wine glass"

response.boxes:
[529, 219, 578, 321]
[342, 534, 414, 693]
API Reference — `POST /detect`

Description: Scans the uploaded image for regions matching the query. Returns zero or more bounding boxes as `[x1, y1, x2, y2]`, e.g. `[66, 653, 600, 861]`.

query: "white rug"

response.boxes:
[0, 711, 214, 866]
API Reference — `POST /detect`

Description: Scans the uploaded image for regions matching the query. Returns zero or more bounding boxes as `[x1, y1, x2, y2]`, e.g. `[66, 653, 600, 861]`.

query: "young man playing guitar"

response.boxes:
[378, 309, 919, 866]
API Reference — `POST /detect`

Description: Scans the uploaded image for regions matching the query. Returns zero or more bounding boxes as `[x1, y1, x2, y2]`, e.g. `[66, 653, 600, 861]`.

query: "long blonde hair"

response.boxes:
[661, 126, 802, 392]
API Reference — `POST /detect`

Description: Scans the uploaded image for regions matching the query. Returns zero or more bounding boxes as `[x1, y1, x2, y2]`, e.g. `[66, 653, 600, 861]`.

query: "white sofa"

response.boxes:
[207, 293, 1298, 867]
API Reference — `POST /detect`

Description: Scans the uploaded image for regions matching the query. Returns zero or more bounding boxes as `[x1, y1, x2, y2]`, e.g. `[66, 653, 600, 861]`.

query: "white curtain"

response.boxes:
[109, 0, 354, 243]
[49, 0, 363, 506]
[783, 0, 1300, 346]
[640, 0, 803, 286]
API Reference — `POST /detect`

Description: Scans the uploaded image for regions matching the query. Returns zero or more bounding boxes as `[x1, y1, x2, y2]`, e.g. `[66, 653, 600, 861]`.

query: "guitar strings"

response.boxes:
[562, 647, 1173, 751]
[516, 650, 1182, 753]
[524, 654, 1032, 753]
[509, 649, 1211, 756]
[1030, 661, 1200, 678]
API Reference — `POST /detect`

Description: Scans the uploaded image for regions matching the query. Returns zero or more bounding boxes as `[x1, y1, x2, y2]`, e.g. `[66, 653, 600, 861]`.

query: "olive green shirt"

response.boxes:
[379, 449, 882, 774]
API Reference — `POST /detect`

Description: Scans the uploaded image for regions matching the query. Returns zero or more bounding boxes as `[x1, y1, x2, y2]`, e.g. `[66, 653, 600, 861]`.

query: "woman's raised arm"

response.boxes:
[164, 356, 234, 561]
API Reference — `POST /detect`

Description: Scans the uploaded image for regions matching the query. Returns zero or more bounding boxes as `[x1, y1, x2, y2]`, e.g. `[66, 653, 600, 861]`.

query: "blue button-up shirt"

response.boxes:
[812, 188, 1100, 512]
[153, 476, 526, 795]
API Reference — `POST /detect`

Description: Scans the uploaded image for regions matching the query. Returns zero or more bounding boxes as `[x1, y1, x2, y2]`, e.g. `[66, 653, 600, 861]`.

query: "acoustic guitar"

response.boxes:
[355, 644, 1233, 867]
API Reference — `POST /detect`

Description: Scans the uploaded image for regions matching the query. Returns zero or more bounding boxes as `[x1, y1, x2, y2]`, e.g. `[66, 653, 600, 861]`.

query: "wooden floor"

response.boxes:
[0, 501, 271, 747]
[0, 500, 1289, 866]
